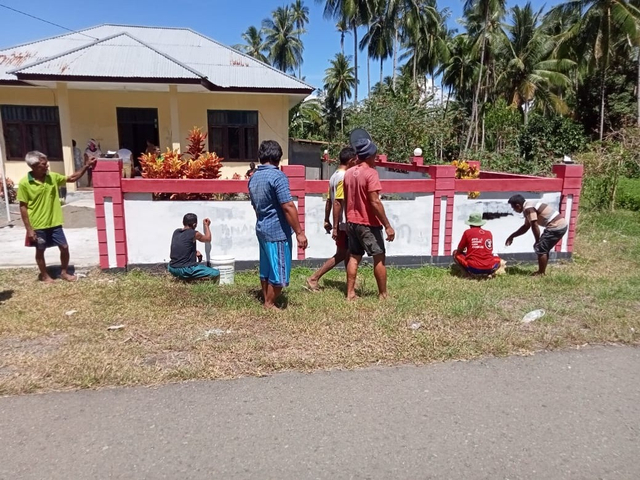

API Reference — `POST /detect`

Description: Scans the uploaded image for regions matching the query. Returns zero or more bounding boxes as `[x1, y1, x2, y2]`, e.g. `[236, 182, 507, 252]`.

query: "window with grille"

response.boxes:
[1, 105, 62, 160]
[207, 110, 258, 162]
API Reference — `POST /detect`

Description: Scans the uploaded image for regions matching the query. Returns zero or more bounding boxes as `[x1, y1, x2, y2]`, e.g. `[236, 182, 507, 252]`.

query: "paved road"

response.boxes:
[1, 346, 639, 480]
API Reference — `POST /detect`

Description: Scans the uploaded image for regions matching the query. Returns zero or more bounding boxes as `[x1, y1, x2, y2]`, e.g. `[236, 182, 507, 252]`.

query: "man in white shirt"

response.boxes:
[306, 147, 357, 291]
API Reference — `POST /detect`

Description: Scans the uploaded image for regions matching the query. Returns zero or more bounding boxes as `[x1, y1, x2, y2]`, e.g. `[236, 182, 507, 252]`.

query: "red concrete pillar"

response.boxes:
[93, 160, 128, 269]
[552, 164, 584, 253]
[429, 165, 456, 257]
[282, 165, 306, 260]
[412, 156, 424, 166]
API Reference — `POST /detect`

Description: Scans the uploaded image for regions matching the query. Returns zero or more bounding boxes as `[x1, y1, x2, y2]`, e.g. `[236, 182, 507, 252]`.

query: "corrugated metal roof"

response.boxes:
[11, 33, 204, 79]
[0, 24, 313, 92]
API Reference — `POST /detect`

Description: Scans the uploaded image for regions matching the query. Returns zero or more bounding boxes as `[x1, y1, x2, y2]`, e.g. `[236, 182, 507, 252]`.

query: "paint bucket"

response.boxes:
[210, 255, 235, 285]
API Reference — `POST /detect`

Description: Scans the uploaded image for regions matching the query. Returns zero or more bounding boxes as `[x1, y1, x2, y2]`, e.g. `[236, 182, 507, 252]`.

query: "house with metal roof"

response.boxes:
[0, 24, 313, 188]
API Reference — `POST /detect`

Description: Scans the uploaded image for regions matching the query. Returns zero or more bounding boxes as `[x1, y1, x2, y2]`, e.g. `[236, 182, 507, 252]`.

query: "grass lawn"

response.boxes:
[1, 210, 639, 396]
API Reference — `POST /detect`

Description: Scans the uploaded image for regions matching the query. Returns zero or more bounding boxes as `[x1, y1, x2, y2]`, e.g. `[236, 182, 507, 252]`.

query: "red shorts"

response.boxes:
[335, 229, 348, 250]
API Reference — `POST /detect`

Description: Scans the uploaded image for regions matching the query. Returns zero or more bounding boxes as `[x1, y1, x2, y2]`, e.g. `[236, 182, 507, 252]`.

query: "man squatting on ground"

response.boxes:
[18, 151, 96, 283]
[344, 138, 395, 300]
[168, 214, 220, 281]
[306, 147, 357, 291]
[248, 140, 308, 309]
[453, 213, 504, 277]
[506, 194, 568, 276]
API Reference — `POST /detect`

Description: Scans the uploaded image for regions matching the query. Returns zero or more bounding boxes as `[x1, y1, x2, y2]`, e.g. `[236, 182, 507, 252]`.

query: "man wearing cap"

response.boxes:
[453, 213, 503, 277]
[506, 194, 568, 276]
[343, 135, 395, 300]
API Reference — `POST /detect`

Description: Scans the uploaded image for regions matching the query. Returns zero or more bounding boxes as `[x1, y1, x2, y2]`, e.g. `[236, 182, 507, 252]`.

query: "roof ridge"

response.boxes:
[185, 28, 315, 90]
[0, 24, 100, 53]
[8, 32, 205, 79]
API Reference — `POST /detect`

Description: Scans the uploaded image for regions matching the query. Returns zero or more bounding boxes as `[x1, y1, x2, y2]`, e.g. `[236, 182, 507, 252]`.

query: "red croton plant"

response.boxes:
[139, 127, 225, 200]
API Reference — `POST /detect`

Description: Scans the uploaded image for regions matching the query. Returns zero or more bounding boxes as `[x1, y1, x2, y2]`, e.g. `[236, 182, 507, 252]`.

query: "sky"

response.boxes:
[0, 0, 562, 93]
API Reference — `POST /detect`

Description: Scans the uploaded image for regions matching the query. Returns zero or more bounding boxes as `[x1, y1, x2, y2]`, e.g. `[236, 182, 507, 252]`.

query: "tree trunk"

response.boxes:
[340, 96, 344, 135]
[393, 28, 398, 89]
[380, 57, 384, 85]
[465, 18, 488, 153]
[636, 47, 640, 127]
[413, 54, 417, 85]
[523, 101, 529, 125]
[599, 64, 607, 141]
[367, 51, 371, 96]
[353, 22, 358, 105]
[341, 33, 345, 55]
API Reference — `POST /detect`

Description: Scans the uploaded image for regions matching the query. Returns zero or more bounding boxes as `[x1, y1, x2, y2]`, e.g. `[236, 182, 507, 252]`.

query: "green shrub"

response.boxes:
[616, 178, 640, 211]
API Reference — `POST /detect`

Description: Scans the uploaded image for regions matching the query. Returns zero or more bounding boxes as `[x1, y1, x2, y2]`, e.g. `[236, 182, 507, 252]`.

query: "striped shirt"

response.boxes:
[524, 200, 567, 229]
[248, 164, 293, 242]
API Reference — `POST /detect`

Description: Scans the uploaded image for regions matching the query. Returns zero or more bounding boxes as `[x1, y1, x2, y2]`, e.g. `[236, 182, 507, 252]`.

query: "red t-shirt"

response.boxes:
[457, 227, 498, 270]
[344, 164, 382, 227]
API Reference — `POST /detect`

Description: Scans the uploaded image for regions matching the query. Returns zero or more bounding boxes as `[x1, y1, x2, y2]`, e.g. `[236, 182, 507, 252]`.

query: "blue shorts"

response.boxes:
[467, 262, 501, 275]
[259, 238, 292, 287]
[29, 226, 68, 251]
[168, 264, 220, 280]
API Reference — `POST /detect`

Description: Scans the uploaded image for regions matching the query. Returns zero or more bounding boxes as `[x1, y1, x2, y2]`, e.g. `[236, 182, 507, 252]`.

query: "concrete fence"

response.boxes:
[92, 157, 583, 270]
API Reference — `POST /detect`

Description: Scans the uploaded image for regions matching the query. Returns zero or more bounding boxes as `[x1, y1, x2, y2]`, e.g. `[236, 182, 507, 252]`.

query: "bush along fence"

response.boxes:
[92, 157, 583, 271]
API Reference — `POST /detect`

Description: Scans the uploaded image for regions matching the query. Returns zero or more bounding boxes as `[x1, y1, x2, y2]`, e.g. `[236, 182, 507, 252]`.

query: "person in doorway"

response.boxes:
[168, 214, 220, 281]
[306, 146, 357, 291]
[18, 151, 95, 283]
[146, 140, 159, 155]
[84, 139, 102, 187]
[506, 194, 568, 276]
[72, 140, 84, 188]
[344, 137, 395, 300]
[248, 140, 308, 309]
[246, 162, 256, 179]
[453, 213, 503, 277]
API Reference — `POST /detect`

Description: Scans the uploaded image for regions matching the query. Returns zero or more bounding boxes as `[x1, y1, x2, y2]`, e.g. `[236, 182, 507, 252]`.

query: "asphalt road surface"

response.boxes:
[1, 345, 639, 479]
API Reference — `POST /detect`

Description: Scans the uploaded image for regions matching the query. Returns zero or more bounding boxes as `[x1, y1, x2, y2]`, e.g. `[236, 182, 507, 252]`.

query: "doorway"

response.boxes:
[116, 107, 159, 171]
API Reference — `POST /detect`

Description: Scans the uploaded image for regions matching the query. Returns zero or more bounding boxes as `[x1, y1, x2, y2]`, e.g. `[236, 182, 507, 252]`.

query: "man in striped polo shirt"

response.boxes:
[506, 194, 568, 276]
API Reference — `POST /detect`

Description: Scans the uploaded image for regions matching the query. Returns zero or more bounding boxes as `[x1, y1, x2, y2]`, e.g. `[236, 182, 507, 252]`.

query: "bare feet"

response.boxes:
[305, 278, 320, 292]
[61, 272, 77, 282]
[379, 293, 388, 300]
[39, 274, 55, 284]
[346, 294, 359, 302]
[531, 271, 546, 277]
[263, 304, 281, 311]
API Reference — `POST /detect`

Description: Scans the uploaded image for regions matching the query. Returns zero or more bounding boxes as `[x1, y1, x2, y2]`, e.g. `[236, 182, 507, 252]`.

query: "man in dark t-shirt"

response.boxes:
[168, 213, 220, 281]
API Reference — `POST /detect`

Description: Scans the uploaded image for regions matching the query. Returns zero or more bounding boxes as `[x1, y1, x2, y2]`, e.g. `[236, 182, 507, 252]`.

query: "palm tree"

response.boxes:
[549, 0, 640, 140]
[317, 0, 371, 104]
[499, 3, 573, 124]
[463, 0, 507, 151]
[336, 16, 351, 54]
[290, 96, 324, 138]
[439, 33, 478, 112]
[291, 0, 310, 78]
[234, 26, 269, 64]
[360, 1, 394, 85]
[324, 52, 357, 133]
[263, 6, 304, 74]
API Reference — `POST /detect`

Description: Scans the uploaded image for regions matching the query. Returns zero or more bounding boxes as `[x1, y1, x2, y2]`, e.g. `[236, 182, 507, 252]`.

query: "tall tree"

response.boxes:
[499, 3, 573, 124]
[360, 0, 394, 85]
[549, 0, 640, 140]
[291, 0, 310, 78]
[234, 26, 269, 64]
[324, 52, 357, 133]
[263, 6, 304, 74]
[463, 0, 507, 151]
[336, 16, 350, 54]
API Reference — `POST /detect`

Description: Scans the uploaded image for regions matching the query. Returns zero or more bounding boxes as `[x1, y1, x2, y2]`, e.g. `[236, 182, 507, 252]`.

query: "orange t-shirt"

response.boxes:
[344, 164, 382, 227]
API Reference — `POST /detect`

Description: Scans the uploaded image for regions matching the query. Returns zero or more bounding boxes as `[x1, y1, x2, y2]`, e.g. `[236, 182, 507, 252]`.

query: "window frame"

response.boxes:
[1, 105, 63, 161]
[207, 110, 258, 162]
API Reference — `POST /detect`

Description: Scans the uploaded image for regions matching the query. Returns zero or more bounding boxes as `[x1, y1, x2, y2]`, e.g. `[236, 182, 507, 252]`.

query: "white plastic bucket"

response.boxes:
[210, 255, 235, 285]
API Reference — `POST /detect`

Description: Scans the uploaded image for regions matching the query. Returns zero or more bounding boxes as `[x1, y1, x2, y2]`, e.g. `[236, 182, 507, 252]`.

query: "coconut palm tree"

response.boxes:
[463, 0, 507, 151]
[291, 0, 310, 78]
[234, 26, 269, 64]
[263, 6, 304, 74]
[548, 0, 640, 140]
[336, 16, 351, 54]
[499, 3, 574, 124]
[324, 52, 357, 133]
[360, 0, 394, 85]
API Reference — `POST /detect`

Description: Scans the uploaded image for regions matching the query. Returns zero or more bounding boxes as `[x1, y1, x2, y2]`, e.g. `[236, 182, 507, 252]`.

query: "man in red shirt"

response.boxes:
[453, 213, 502, 276]
[344, 137, 395, 300]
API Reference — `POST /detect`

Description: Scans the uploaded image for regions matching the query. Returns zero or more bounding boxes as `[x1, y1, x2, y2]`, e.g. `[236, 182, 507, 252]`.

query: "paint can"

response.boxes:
[210, 255, 235, 285]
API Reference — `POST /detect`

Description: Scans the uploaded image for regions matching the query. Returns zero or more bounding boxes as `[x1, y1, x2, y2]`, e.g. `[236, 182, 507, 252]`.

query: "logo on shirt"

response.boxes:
[485, 238, 492, 249]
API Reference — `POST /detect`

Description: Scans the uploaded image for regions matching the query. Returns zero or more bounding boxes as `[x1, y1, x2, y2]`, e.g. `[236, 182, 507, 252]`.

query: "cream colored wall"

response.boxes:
[0, 85, 292, 181]
[0, 86, 66, 181]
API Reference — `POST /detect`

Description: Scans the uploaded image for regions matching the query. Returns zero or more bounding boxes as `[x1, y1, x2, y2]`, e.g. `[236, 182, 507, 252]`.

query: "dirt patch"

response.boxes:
[62, 206, 96, 229]
[0, 334, 68, 357]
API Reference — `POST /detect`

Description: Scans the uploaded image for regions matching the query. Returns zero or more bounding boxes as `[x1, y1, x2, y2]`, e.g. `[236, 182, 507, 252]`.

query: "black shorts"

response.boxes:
[535, 226, 568, 255]
[347, 223, 385, 257]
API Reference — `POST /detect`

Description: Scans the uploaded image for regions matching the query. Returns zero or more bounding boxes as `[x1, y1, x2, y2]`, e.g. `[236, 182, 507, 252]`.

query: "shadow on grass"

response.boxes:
[322, 279, 347, 293]
[0, 290, 14, 303]
[506, 265, 534, 276]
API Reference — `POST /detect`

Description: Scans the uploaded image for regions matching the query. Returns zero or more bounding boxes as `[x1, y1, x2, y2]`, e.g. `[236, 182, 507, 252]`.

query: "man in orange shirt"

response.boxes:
[343, 136, 395, 300]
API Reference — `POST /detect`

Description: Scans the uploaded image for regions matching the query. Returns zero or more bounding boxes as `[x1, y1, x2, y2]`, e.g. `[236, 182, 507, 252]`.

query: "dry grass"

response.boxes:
[1, 210, 639, 396]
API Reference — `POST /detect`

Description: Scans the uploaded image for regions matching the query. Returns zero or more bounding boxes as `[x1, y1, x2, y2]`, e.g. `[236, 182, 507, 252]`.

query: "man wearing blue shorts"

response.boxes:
[18, 151, 95, 283]
[248, 140, 308, 309]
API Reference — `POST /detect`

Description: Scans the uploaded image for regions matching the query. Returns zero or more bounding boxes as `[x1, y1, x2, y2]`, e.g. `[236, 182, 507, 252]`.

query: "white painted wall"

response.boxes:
[452, 191, 563, 255]
[304, 194, 433, 259]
